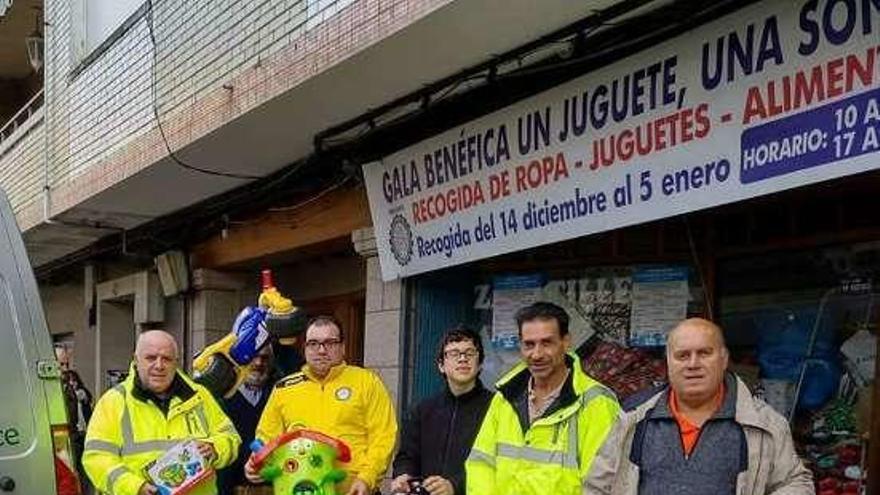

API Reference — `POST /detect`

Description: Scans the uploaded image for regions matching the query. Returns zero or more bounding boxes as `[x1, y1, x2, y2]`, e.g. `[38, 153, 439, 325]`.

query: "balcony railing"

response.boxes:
[0, 89, 44, 151]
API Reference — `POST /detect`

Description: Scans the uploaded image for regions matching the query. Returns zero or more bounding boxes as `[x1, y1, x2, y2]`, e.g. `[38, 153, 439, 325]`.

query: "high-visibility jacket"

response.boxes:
[466, 354, 620, 495]
[83, 365, 241, 495]
[256, 363, 398, 491]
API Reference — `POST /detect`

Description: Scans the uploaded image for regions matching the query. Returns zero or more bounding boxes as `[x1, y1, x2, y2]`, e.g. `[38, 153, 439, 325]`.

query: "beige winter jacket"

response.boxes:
[583, 375, 814, 495]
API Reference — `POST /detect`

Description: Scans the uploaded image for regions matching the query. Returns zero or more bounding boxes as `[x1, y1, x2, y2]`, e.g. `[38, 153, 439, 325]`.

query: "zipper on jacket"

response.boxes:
[441, 396, 458, 473]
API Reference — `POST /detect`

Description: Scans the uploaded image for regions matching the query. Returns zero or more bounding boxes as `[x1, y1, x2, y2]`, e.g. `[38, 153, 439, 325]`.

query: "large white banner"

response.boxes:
[364, 0, 880, 281]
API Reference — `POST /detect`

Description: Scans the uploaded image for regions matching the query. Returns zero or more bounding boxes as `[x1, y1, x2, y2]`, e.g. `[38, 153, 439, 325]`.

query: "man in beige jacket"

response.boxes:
[584, 318, 813, 495]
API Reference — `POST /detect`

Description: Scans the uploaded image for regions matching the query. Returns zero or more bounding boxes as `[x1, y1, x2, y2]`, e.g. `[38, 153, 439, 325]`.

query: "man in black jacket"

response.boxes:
[392, 326, 494, 495]
[217, 345, 275, 495]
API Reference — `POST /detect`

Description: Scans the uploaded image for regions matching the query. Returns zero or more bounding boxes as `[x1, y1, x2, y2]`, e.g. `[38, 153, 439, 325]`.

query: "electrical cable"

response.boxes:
[144, 0, 262, 180]
[267, 175, 352, 213]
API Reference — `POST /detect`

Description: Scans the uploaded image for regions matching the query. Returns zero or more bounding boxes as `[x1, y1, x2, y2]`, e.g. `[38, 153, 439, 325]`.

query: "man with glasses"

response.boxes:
[391, 326, 494, 495]
[247, 316, 397, 495]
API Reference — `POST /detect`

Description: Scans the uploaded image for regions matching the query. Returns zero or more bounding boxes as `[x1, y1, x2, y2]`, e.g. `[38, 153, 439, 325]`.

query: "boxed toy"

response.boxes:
[145, 440, 213, 495]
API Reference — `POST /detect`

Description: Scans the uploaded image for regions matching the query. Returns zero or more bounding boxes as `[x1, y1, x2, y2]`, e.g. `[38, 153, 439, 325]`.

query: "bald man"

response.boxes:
[84, 331, 241, 495]
[584, 318, 813, 495]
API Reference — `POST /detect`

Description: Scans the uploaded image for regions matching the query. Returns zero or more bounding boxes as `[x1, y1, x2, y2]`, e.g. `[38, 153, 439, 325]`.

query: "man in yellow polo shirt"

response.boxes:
[246, 316, 397, 495]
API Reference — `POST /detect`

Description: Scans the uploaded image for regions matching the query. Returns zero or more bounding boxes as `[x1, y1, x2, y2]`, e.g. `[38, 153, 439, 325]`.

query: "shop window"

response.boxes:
[718, 242, 878, 491]
[406, 232, 877, 491]
[407, 262, 706, 401]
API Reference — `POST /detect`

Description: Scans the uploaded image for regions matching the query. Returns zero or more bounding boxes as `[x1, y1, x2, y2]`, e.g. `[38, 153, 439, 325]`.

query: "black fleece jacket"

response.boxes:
[392, 380, 494, 494]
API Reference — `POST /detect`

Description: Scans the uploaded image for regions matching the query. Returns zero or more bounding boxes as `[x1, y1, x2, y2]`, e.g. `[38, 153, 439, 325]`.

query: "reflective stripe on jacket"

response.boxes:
[465, 353, 620, 495]
[83, 365, 241, 495]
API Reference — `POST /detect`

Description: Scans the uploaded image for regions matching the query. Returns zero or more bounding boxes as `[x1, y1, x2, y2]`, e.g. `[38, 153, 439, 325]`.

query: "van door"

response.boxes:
[0, 190, 73, 494]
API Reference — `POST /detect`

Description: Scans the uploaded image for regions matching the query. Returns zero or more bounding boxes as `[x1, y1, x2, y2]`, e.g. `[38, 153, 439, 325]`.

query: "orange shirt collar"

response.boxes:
[668, 383, 725, 456]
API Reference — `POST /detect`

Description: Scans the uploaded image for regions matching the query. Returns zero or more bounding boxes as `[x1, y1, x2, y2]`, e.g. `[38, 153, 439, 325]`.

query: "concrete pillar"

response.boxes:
[96, 299, 135, 392]
[189, 269, 247, 363]
[352, 227, 404, 410]
[94, 270, 165, 394]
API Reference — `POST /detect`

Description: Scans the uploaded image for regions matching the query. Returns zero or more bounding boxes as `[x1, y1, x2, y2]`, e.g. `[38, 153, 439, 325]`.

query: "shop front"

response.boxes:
[362, 0, 880, 492]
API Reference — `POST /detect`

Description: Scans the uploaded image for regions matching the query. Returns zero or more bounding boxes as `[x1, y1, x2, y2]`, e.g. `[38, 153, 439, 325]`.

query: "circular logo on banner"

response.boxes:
[335, 386, 352, 401]
[389, 214, 413, 266]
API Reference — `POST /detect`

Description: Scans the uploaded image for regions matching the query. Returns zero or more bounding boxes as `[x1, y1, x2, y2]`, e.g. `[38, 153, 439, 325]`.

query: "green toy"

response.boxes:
[250, 429, 351, 495]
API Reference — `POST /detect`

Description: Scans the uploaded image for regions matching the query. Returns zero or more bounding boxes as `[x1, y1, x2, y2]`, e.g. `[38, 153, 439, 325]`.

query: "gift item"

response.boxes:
[250, 429, 351, 495]
[145, 440, 213, 495]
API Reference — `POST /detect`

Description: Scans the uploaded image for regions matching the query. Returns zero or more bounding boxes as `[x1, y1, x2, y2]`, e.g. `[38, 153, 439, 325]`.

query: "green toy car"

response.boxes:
[250, 429, 351, 495]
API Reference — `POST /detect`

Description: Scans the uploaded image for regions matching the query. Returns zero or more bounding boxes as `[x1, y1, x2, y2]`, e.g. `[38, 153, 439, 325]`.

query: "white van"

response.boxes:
[0, 189, 80, 494]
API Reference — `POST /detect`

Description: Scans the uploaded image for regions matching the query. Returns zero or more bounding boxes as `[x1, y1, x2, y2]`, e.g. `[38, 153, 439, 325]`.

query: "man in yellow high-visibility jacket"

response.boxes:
[466, 302, 620, 495]
[247, 315, 397, 495]
[83, 330, 241, 495]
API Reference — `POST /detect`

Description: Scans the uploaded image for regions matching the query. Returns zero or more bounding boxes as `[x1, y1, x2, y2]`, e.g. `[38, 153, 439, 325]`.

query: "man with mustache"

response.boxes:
[218, 345, 275, 495]
[391, 326, 494, 495]
[585, 318, 813, 494]
[83, 330, 241, 495]
[247, 315, 397, 495]
[466, 302, 620, 495]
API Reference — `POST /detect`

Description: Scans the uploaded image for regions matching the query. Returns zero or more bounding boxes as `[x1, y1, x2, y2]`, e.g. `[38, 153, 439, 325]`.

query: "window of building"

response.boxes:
[69, 0, 144, 66]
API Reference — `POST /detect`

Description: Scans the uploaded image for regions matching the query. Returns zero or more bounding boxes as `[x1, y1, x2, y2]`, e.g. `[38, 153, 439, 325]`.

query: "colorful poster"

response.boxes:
[363, 0, 880, 280]
[491, 274, 544, 349]
[629, 267, 688, 347]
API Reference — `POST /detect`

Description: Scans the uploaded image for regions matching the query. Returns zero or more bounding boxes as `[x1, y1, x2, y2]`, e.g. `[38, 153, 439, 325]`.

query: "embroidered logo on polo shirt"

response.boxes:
[335, 386, 352, 401]
[276, 373, 306, 389]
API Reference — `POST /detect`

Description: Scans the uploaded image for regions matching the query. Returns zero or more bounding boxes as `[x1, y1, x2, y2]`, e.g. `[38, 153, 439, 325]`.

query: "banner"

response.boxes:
[363, 0, 880, 280]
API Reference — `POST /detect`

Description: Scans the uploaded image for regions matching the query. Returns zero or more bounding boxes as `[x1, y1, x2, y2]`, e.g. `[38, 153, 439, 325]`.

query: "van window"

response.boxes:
[0, 275, 36, 457]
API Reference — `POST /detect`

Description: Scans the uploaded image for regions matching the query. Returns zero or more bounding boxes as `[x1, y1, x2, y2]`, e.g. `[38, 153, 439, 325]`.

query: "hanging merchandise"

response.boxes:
[582, 341, 666, 400]
[754, 306, 839, 412]
[840, 329, 877, 387]
[803, 399, 865, 495]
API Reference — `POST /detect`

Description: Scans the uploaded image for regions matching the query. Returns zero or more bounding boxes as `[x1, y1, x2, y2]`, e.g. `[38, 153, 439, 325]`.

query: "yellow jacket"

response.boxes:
[256, 363, 398, 490]
[466, 354, 620, 495]
[83, 365, 241, 495]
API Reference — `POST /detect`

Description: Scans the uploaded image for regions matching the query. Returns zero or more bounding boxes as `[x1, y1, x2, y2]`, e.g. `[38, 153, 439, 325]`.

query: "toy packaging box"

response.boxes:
[145, 440, 214, 495]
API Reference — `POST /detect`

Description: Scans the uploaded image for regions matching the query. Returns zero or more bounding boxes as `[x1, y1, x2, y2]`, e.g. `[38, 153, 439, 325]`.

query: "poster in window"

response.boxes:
[629, 266, 688, 347]
[491, 274, 544, 349]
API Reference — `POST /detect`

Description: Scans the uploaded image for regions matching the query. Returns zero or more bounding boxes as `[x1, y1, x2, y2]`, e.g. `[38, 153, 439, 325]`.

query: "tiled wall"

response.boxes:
[3, 0, 445, 228]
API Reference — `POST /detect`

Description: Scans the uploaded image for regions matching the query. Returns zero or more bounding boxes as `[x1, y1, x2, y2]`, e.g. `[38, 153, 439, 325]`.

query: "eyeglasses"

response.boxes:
[444, 349, 478, 361]
[305, 339, 342, 351]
